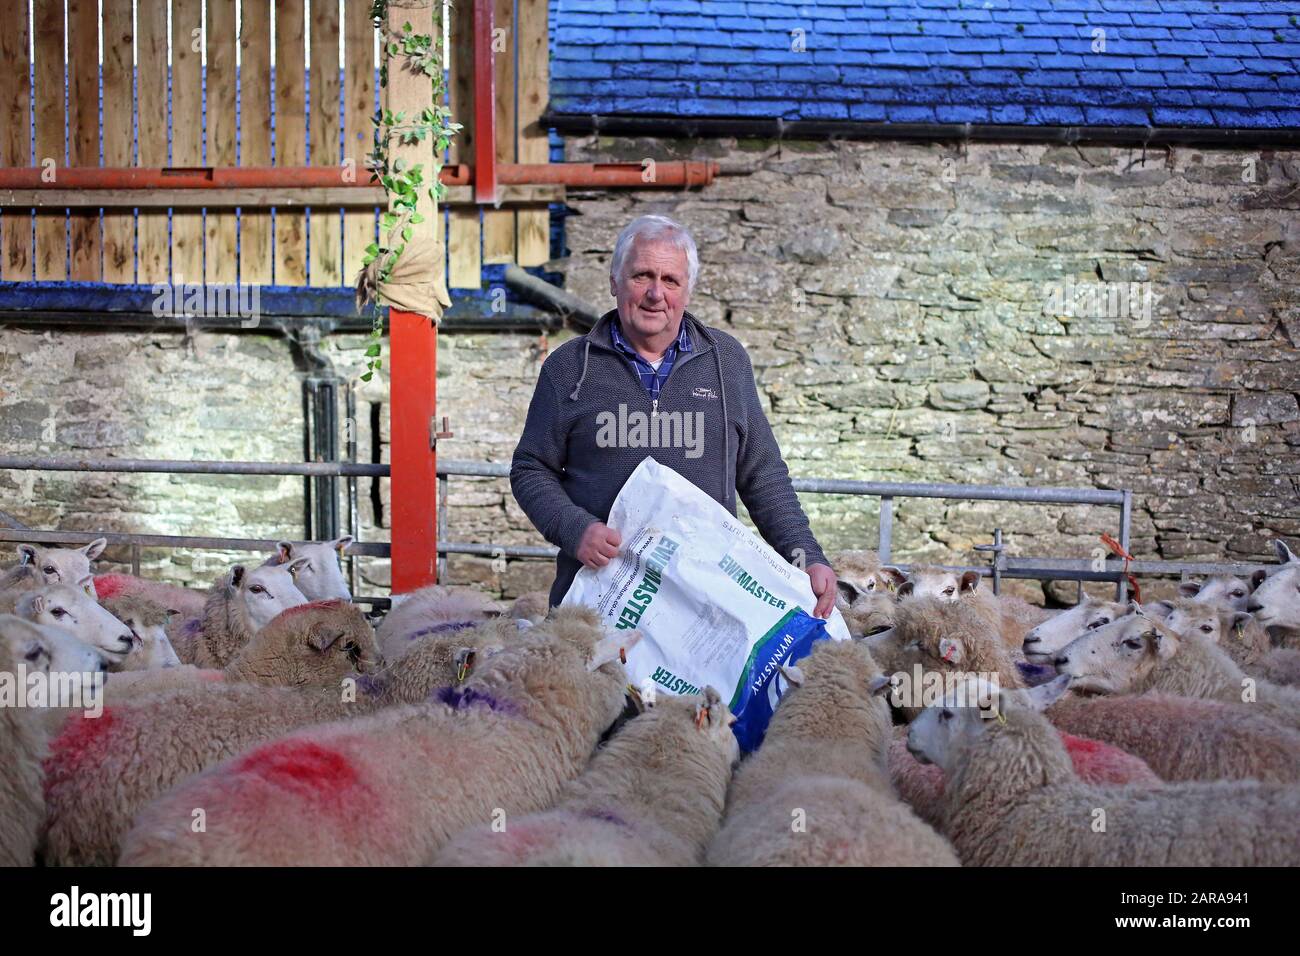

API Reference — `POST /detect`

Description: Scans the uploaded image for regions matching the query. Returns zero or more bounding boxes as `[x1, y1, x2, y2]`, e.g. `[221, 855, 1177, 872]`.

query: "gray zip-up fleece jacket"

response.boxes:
[511, 309, 829, 607]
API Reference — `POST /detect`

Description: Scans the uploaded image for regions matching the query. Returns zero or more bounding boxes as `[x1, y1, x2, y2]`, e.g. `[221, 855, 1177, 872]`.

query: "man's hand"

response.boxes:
[808, 563, 838, 619]
[576, 521, 622, 569]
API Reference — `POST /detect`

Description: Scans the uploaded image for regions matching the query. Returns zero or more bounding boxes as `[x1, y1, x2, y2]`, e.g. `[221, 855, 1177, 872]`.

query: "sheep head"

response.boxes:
[227, 563, 310, 632]
[265, 538, 354, 602]
[15, 538, 106, 586]
[230, 599, 382, 687]
[16, 583, 134, 664]
[1246, 540, 1300, 634]
[1022, 598, 1129, 664]
[1052, 606, 1180, 696]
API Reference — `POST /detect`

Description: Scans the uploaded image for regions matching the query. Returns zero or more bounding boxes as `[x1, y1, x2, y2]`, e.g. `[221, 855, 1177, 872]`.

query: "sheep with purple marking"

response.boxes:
[908, 675, 1300, 866]
[175, 564, 309, 668]
[706, 638, 959, 867]
[117, 606, 636, 866]
[376, 583, 506, 662]
[42, 599, 385, 866]
[430, 687, 738, 866]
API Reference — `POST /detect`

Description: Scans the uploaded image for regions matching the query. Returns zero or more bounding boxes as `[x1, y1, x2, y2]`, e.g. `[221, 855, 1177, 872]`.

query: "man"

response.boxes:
[510, 214, 838, 613]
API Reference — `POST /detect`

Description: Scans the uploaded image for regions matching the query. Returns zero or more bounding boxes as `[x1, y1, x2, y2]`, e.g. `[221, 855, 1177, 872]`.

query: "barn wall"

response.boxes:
[2, 135, 1298, 599]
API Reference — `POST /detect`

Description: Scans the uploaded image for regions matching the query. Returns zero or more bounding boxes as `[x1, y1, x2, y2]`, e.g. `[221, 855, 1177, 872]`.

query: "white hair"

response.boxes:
[610, 215, 700, 293]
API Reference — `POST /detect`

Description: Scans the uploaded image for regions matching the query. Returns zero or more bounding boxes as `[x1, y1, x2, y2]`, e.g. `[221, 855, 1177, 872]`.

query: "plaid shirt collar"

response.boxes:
[609, 315, 692, 399]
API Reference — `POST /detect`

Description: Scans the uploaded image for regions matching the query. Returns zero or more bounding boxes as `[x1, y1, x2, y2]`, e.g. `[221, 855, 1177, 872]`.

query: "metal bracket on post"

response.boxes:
[430, 415, 453, 450]
[974, 528, 1006, 596]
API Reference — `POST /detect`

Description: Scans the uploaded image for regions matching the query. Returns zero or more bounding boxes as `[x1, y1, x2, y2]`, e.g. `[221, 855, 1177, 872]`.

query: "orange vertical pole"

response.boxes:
[389, 309, 438, 591]
[385, 0, 441, 592]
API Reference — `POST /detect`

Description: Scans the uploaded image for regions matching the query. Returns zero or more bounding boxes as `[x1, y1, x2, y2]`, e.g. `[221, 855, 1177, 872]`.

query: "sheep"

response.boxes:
[706, 638, 959, 867]
[866, 598, 1025, 723]
[101, 595, 182, 671]
[260, 537, 354, 602]
[13, 584, 135, 665]
[0, 615, 105, 866]
[41, 599, 386, 866]
[375, 582, 505, 662]
[6, 539, 106, 588]
[1249, 539, 1300, 650]
[1153, 597, 1300, 686]
[176, 564, 309, 668]
[117, 606, 637, 866]
[1046, 691, 1300, 784]
[894, 564, 1051, 653]
[829, 550, 897, 638]
[886, 724, 1160, 830]
[0, 563, 43, 607]
[1055, 605, 1300, 734]
[507, 590, 550, 624]
[1181, 572, 1263, 612]
[430, 688, 739, 866]
[1021, 597, 1129, 664]
[908, 674, 1300, 866]
[92, 572, 207, 620]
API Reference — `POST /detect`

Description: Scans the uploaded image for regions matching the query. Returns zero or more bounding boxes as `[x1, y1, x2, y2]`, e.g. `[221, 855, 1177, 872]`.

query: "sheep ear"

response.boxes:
[1274, 540, 1299, 565]
[897, 581, 914, 598]
[1250, 569, 1267, 592]
[286, 556, 310, 576]
[836, 580, 865, 605]
[228, 565, 246, 589]
[1229, 611, 1253, 634]
[17, 545, 36, 566]
[276, 542, 293, 563]
[1022, 674, 1071, 711]
[938, 636, 964, 665]
[1128, 600, 1144, 616]
[698, 686, 728, 727]
[1147, 600, 1175, 619]
[777, 663, 805, 687]
[1147, 624, 1178, 659]
[868, 673, 894, 698]
[1177, 580, 1201, 598]
[80, 538, 107, 560]
[77, 575, 95, 598]
[880, 567, 907, 591]
[307, 624, 345, 652]
[332, 536, 354, 555]
[26, 594, 46, 615]
[959, 571, 981, 593]
[587, 631, 641, 671]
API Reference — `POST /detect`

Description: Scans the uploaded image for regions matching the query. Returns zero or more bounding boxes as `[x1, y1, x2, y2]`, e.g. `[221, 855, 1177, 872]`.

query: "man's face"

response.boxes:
[609, 238, 690, 343]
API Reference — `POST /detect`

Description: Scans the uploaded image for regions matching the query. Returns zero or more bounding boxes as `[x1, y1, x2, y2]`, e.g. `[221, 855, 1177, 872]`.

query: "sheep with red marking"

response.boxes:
[117, 606, 635, 866]
[887, 724, 1160, 829]
[0, 615, 105, 866]
[706, 638, 959, 867]
[93, 573, 207, 621]
[431, 687, 739, 866]
[42, 600, 384, 865]
[376, 583, 506, 662]
[1045, 691, 1300, 783]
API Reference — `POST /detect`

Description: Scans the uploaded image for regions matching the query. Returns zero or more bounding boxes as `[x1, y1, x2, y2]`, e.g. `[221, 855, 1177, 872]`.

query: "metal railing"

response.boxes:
[0, 452, 1276, 602]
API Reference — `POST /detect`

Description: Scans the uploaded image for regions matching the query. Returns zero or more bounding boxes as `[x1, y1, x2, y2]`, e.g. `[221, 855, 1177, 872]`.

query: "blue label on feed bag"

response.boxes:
[729, 608, 829, 753]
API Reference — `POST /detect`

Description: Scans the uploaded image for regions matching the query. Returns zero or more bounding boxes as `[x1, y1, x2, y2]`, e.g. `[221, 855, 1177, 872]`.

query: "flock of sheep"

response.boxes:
[3, 533, 1300, 867]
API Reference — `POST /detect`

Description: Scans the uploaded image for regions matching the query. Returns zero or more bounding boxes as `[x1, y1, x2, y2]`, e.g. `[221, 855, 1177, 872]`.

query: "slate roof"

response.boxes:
[547, 0, 1300, 128]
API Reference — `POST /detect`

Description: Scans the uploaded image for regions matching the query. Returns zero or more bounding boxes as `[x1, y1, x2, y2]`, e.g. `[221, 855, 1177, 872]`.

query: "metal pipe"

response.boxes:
[0, 528, 392, 556]
[346, 384, 360, 601]
[878, 496, 893, 564]
[0, 456, 387, 477]
[1118, 490, 1133, 602]
[0, 163, 718, 190]
[503, 265, 603, 331]
[541, 111, 1300, 150]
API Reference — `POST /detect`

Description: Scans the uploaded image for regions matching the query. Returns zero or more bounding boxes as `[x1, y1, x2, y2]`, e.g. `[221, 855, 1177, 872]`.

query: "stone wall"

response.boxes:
[2, 133, 1297, 601]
